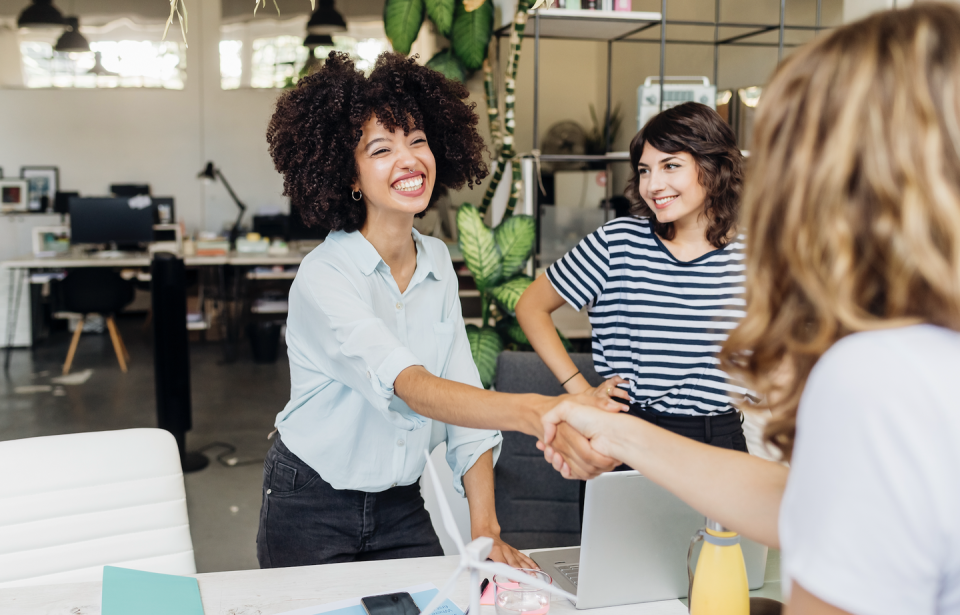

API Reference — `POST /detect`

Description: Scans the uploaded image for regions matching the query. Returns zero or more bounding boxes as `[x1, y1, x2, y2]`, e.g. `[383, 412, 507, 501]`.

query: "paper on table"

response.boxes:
[101, 566, 203, 615]
[276, 583, 463, 615]
[482, 578, 687, 614]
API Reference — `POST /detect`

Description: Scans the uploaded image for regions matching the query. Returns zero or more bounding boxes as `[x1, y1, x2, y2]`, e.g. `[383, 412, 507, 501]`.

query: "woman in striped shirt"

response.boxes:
[516, 102, 750, 452]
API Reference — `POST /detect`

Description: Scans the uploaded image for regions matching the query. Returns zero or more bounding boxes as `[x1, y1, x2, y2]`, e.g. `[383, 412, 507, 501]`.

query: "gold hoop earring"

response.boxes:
[351, 190, 362, 201]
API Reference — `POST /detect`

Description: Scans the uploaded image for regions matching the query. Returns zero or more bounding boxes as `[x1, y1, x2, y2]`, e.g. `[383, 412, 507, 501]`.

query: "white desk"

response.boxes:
[0, 250, 309, 363]
[0, 554, 694, 615]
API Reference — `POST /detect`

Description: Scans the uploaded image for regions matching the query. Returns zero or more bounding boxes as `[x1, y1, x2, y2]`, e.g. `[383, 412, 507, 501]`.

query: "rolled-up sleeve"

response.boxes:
[446, 426, 502, 496]
[300, 263, 426, 430]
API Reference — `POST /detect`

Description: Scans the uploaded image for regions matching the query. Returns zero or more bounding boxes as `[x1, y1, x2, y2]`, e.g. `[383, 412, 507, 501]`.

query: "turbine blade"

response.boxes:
[473, 560, 578, 604]
[420, 564, 467, 615]
[424, 451, 465, 552]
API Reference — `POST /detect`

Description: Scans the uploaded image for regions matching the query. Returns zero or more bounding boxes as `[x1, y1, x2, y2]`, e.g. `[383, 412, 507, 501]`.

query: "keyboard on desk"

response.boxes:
[555, 563, 580, 587]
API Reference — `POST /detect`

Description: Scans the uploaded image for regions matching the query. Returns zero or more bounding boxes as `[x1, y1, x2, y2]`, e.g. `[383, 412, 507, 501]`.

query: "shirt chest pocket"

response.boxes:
[431, 322, 457, 378]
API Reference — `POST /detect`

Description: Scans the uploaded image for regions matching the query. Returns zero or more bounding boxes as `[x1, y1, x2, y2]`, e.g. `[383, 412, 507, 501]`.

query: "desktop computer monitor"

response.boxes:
[254, 214, 288, 240]
[70, 197, 155, 247]
[54, 191, 79, 215]
[288, 209, 327, 240]
[110, 184, 151, 197]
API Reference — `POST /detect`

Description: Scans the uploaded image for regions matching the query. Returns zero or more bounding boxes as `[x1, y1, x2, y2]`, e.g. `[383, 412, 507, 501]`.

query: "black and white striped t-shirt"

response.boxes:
[546, 216, 748, 416]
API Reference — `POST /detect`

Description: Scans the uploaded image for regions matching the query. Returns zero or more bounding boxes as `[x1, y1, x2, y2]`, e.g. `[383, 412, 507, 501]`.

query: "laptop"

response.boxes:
[530, 471, 768, 609]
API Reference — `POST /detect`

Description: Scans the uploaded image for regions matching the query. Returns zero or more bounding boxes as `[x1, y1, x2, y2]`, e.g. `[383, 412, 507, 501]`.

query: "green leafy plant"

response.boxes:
[383, 0, 493, 82]
[479, 0, 532, 218]
[585, 103, 623, 158]
[456, 204, 571, 388]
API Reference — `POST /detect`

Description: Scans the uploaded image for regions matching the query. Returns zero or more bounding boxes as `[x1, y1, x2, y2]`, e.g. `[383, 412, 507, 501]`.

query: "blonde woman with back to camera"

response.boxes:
[538, 4, 960, 614]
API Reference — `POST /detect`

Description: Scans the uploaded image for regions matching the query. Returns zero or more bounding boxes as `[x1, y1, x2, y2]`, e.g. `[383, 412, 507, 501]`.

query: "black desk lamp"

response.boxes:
[198, 161, 247, 248]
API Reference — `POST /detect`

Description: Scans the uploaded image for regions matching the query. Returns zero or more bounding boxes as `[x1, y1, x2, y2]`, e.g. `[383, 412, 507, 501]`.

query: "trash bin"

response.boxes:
[247, 321, 282, 363]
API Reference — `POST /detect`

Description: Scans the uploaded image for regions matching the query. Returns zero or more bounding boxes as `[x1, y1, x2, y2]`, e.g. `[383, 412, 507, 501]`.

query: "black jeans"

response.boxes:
[256, 436, 443, 568]
[579, 405, 748, 525]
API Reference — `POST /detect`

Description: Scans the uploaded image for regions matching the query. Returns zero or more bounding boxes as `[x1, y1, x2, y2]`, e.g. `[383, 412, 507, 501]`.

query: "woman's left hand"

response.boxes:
[580, 376, 631, 407]
[485, 534, 540, 569]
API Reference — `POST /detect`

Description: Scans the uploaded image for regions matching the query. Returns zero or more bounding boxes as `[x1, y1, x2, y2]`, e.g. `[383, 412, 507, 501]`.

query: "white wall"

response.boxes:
[0, 0, 286, 235]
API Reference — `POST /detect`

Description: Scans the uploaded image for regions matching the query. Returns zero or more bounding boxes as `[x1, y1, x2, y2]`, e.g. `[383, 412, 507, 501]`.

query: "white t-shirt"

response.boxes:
[780, 325, 960, 615]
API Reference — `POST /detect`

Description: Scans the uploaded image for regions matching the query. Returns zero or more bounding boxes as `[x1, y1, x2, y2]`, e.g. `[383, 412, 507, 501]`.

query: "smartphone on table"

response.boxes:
[361, 592, 422, 615]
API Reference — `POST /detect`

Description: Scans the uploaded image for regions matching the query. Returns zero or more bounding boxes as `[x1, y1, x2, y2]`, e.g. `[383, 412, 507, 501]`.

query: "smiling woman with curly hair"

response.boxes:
[257, 52, 618, 568]
[267, 51, 487, 234]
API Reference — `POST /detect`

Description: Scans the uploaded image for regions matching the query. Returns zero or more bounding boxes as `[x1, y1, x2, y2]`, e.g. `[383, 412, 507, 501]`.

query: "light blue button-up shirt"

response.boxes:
[276, 228, 502, 495]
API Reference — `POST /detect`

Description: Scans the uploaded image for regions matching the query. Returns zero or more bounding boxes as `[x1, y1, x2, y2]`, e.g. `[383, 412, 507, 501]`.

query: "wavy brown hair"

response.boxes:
[720, 3, 960, 460]
[267, 52, 488, 235]
[625, 102, 743, 248]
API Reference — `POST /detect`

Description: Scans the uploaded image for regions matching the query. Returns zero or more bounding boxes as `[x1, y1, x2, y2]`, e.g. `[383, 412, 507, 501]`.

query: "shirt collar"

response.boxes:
[330, 228, 443, 281]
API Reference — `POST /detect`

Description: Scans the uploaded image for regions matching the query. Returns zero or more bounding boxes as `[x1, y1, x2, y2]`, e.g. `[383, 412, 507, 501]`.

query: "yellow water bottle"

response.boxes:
[686, 519, 749, 615]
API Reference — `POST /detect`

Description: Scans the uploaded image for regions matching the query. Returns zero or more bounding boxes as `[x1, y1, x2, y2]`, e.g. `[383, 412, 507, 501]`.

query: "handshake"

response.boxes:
[533, 376, 634, 481]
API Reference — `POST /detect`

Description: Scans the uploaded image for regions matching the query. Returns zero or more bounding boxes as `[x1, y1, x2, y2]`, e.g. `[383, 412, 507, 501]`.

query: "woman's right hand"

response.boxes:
[538, 400, 626, 479]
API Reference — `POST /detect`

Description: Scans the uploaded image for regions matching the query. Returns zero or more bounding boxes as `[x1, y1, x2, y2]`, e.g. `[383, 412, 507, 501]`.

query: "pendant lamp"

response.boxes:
[304, 34, 334, 47]
[55, 17, 90, 53]
[17, 0, 65, 28]
[306, 0, 346, 35]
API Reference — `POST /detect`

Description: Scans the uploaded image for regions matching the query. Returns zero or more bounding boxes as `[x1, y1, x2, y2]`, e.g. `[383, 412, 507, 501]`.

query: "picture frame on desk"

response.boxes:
[20, 166, 59, 212]
[0, 179, 29, 213]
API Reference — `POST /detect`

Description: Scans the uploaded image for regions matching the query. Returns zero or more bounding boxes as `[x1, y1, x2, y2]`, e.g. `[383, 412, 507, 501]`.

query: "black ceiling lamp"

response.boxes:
[304, 34, 334, 47]
[55, 17, 90, 53]
[306, 0, 346, 35]
[17, 0, 66, 28]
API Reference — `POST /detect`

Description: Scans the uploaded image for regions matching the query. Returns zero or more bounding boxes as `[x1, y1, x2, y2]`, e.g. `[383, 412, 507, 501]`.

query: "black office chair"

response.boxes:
[492, 351, 603, 549]
[60, 269, 135, 375]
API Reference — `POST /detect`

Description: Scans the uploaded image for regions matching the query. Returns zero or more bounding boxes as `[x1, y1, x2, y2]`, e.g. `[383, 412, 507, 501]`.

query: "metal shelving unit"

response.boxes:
[493, 2, 831, 269]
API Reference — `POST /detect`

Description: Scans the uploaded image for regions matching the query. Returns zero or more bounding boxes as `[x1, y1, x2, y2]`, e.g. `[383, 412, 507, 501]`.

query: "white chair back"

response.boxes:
[0, 428, 196, 588]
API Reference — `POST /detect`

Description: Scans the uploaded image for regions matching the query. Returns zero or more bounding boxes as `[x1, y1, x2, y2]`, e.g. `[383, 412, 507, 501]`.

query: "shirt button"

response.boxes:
[396, 302, 403, 310]
[397, 439, 405, 447]
[266, 489, 272, 495]
[390, 483, 397, 488]
[366, 371, 371, 379]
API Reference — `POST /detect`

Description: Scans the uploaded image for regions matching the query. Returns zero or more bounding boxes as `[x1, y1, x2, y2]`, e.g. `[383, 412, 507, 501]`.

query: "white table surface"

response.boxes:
[0, 554, 693, 615]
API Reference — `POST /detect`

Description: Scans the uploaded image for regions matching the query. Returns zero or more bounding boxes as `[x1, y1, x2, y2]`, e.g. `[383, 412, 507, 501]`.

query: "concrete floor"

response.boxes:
[0, 316, 284, 573]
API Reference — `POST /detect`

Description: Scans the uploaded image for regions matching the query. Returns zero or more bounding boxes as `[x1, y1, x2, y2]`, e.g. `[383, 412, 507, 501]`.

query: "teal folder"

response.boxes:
[101, 566, 204, 615]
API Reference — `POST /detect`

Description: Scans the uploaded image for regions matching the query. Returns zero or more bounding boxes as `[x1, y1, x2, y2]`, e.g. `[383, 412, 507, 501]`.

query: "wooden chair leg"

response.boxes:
[63, 316, 84, 375]
[116, 325, 130, 362]
[105, 316, 128, 373]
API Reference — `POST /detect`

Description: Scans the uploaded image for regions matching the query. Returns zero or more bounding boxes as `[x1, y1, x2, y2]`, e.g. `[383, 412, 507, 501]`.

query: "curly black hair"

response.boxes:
[625, 102, 743, 248]
[267, 51, 488, 234]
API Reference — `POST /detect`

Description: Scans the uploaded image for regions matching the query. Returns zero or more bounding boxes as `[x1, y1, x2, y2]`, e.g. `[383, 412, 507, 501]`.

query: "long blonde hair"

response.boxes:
[721, 3, 960, 460]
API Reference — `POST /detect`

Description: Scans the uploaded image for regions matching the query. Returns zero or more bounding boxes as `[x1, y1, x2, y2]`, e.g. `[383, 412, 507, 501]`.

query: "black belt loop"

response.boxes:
[704, 416, 713, 443]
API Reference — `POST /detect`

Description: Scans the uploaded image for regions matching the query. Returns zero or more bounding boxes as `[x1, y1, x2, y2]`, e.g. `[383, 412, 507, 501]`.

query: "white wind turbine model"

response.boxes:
[419, 451, 577, 615]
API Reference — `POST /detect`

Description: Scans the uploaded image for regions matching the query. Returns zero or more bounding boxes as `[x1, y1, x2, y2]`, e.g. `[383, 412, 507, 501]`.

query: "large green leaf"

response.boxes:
[457, 203, 502, 291]
[426, 49, 466, 83]
[451, 0, 493, 71]
[384, 0, 425, 55]
[425, 0, 455, 37]
[506, 319, 530, 346]
[494, 214, 535, 279]
[466, 324, 503, 389]
[489, 275, 533, 315]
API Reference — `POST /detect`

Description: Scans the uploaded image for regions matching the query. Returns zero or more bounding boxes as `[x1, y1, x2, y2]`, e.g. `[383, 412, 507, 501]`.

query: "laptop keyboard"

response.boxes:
[555, 563, 580, 587]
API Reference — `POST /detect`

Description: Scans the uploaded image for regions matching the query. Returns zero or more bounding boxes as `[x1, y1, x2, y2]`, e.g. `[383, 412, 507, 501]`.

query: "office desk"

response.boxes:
[1, 250, 309, 269]
[1, 250, 311, 359]
[0, 553, 698, 615]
